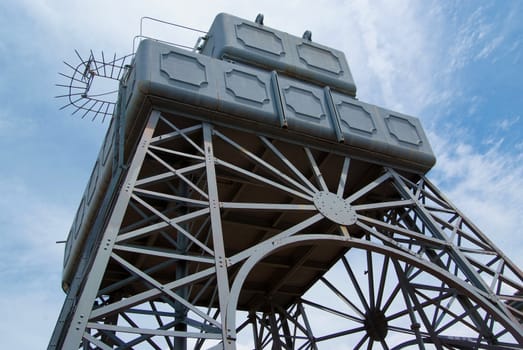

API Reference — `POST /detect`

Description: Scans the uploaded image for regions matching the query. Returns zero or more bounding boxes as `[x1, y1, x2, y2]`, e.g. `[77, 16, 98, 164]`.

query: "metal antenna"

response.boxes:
[56, 50, 133, 122]
[56, 17, 208, 123]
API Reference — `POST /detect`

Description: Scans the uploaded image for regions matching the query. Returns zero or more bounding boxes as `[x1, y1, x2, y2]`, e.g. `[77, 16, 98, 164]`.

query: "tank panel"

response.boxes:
[131, 39, 435, 168]
[200, 13, 357, 96]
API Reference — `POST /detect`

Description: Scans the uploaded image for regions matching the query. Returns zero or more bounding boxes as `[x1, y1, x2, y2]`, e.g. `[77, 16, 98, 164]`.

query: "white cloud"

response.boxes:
[0, 290, 63, 349]
[446, 5, 490, 70]
[0, 107, 38, 137]
[0, 177, 71, 272]
[329, 0, 444, 116]
[499, 115, 521, 131]
[476, 34, 505, 60]
[428, 130, 523, 267]
[466, 95, 482, 116]
[362, 1, 523, 271]
[0, 176, 72, 348]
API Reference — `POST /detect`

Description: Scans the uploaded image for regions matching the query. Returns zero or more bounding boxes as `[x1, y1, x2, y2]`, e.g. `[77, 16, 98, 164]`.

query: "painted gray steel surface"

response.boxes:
[200, 13, 357, 96]
[50, 12, 523, 350]
[128, 39, 434, 170]
[62, 32, 436, 289]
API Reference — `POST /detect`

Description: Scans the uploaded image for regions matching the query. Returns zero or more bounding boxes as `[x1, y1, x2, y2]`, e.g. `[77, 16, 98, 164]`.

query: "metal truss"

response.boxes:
[50, 109, 523, 349]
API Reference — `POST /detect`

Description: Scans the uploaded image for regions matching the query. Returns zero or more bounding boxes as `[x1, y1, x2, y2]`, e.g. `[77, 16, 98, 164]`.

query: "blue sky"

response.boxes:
[0, 0, 521, 348]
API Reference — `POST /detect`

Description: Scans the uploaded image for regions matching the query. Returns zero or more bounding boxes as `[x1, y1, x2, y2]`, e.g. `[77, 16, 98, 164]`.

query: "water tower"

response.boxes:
[49, 13, 523, 349]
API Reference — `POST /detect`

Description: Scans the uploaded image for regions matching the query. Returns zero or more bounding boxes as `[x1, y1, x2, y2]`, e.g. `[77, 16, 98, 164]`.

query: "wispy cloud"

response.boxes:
[325, 0, 523, 267]
[498, 115, 521, 131]
[447, 5, 491, 70]
[429, 130, 523, 266]
[0, 175, 72, 348]
[0, 176, 70, 272]
[476, 35, 505, 61]
[327, 0, 445, 116]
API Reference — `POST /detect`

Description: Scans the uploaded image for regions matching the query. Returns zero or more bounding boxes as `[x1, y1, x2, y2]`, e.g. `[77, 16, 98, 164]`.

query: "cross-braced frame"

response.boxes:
[50, 109, 523, 349]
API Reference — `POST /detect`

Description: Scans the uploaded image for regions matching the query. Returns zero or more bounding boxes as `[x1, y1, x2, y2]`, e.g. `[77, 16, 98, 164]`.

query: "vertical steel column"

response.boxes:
[202, 122, 232, 347]
[175, 183, 189, 350]
[297, 302, 317, 350]
[279, 311, 294, 349]
[249, 312, 263, 350]
[268, 311, 284, 349]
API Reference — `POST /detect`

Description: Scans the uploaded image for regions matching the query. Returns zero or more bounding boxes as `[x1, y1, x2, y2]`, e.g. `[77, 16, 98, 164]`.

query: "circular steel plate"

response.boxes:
[313, 191, 357, 225]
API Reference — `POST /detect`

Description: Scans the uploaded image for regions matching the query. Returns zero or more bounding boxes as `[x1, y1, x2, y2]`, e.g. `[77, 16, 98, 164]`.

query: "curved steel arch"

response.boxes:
[225, 234, 523, 349]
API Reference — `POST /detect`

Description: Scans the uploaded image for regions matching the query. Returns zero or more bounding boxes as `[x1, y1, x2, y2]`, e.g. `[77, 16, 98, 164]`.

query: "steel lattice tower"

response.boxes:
[49, 13, 523, 349]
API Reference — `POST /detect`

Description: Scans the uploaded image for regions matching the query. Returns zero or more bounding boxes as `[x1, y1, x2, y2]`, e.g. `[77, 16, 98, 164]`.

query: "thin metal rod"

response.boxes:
[319, 276, 365, 318]
[87, 322, 221, 339]
[304, 147, 329, 192]
[345, 171, 391, 203]
[146, 150, 209, 199]
[133, 188, 208, 207]
[90, 266, 216, 320]
[111, 252, 221, 327]
[214, 129, 316, 197]
[337, 157, 351, 196]
[141, 16, 207, 35]
[216, 158, 314, 201]
[130, 194, 214, 255]
[115, 208, 210, 243]
[113, 244, 215, 264]
[259, 136, 318, 193]
[220, 202, 316, 211]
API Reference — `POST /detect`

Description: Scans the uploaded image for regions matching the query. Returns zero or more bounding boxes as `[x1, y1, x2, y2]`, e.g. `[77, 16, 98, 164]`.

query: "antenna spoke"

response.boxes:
[57, 50, 129, 121]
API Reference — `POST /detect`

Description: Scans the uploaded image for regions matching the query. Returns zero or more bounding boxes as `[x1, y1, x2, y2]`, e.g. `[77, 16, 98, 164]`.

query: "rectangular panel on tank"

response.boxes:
[200, 13, 357, 97]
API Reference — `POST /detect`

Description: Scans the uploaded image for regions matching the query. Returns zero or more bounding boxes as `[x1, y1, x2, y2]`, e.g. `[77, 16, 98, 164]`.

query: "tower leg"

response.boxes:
[49, 110, 162, 349]
[49, 111, 233, 349]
